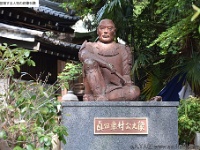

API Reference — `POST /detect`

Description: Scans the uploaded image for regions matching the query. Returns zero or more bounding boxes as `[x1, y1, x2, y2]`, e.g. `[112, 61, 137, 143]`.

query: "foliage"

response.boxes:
[131, 0, 200, 99]
[0, 43, 68, 150]
[141, 68, 164, 100]
[60, 0, 102, 17]
[175, 53, 200, 94]
[148, 16, 197, 54]
[58, 61, 82, 90]
[133, 0, 149, 17]
[0, 43, 35, 77]
[178, 96, 200, 144]
[61, 0, 134, 43]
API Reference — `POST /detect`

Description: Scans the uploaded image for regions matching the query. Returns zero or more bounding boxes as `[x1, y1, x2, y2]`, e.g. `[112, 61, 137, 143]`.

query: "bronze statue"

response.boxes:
[79, 19, 140, 101]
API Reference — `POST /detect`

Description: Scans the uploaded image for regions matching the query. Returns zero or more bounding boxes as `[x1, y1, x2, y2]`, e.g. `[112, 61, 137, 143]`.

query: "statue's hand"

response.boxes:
[125, 80, 133, 86]
[107, 63, 116, 73]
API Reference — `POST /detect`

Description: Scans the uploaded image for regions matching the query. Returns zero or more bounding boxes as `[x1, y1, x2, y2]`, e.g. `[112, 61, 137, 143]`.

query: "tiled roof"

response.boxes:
[29, 0, 80, 23]
[30, 0, 79, 22]
[31, 6, 79, 21]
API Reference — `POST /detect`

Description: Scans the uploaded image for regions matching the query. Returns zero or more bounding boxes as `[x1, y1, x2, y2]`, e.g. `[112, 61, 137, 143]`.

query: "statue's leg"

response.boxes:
[123, 85, 140, 101]
[83, 77, 95, 101]
[83, 59, 108, 101]
[107, 85, 140, 101]
[106, 88, 124, 101]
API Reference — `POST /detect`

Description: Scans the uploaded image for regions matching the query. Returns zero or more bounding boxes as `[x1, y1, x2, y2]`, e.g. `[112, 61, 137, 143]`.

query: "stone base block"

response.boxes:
[61, 101, 179, 150]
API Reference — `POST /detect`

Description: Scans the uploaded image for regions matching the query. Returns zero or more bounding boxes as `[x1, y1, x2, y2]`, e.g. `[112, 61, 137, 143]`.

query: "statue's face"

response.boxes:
[97, 19, 116, 43]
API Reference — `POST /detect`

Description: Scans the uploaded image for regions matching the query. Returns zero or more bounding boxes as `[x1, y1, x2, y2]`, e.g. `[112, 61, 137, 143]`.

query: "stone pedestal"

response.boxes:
[195, 132, 200, 147]
[61, 101, 179, 150]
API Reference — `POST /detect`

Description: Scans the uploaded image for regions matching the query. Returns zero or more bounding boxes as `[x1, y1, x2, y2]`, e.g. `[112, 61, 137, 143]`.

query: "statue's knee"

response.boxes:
[124, 85, 140, 101]
[83, 59, 98, 71]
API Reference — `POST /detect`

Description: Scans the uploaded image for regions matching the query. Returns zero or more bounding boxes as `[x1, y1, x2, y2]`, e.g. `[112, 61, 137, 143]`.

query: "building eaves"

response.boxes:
[30, 6, 79, 23]
[40, 35, 81, 50]
[37, 35, 81, 61]
[0, 23, 43, 37]
[0, 22, 43, 42]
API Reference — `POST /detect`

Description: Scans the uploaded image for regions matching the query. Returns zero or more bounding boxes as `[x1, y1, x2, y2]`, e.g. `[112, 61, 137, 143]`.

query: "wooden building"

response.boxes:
[0, 0, 83, 84]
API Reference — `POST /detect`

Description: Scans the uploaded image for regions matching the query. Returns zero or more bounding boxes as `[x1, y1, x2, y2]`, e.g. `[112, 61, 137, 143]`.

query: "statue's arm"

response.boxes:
[78, 41, 116, 73]
[121, 45, 133, 85]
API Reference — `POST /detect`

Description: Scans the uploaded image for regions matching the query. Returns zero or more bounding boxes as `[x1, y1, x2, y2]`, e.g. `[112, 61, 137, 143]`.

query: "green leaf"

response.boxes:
[31, 95, 36, 100]
[36, 148, 45, 150]
[43, 92, 49, 98]
[31, 60, 36, 66]
[24, 51, 30, 57]
[26, 144, 34, 150]
[10, 44, 17, 47]
[3, 43, 7, 47]
[13, 146, 23, 150]
[39, 136, 44, 143]
[199, 25, 200, 34]
[44, 136, 52, 146]
[21, 107, 28, 113]
[191, 11, 200, 21]
[19, 58, 25, 64]
[44, 141, 51, 146]
[15, 65, 20, 72]
[192, 4, 200, 12]
[0, 130, 7, 139]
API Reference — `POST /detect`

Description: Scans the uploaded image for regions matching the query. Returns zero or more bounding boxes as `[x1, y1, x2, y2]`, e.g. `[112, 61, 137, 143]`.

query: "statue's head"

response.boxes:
[97, 19, 116, 43]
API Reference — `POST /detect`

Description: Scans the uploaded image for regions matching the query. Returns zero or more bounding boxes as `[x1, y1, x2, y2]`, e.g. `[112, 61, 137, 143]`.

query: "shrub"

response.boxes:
[57, 61, 82, 90]
[0, 43, 68, 150]
[178, 96, 200, 144]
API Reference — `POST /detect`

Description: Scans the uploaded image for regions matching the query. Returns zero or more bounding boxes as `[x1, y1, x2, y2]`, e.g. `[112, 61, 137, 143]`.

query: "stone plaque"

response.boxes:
[94, 117, 148, 134]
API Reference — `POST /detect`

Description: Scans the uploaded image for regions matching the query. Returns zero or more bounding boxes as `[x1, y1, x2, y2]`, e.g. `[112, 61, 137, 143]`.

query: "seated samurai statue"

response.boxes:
[79, 19, 140, 101]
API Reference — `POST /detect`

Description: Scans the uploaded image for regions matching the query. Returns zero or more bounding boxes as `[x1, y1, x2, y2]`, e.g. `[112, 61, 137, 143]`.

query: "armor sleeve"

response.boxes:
[121, 44, 132, 75]
[78, 41, 94, 62]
